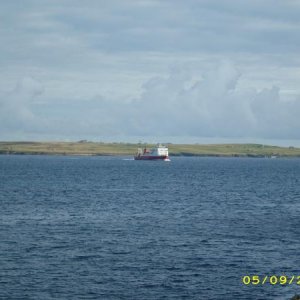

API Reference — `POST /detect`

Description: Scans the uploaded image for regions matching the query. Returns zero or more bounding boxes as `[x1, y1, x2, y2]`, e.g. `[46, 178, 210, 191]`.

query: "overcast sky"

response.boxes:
[1, 0, 300, 145]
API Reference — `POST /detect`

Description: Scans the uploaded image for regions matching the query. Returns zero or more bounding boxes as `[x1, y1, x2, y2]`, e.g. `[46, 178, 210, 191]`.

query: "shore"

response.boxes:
[1, 141, 300, 157]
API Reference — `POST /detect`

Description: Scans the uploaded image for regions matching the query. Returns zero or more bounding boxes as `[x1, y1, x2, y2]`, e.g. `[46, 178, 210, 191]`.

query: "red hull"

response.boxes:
[134, 155, 169, 161]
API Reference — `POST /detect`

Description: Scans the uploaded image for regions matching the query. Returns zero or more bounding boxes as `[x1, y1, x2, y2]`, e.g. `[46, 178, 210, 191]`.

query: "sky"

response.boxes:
[1, 0, 300, 145]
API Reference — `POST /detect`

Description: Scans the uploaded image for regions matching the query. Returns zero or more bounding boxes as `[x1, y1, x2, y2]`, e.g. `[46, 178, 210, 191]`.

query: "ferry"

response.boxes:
[134, 144, 170, 161]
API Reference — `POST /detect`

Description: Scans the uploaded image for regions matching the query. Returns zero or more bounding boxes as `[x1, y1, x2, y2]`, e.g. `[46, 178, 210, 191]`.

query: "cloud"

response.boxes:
[122, 61, 300, 139]
[1, 62, 300, 141]
[0, 77, 44, 133]
[0, 1, 300, 141]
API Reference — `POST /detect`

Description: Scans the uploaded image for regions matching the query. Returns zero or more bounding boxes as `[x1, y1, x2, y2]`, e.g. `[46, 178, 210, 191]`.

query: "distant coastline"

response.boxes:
[1, 141, 300, 157]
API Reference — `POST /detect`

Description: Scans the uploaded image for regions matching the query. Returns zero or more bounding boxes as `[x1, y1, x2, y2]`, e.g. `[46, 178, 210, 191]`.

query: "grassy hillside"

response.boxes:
[0, 141, 300, 157]
[0, 141, 136, 156]
[169, 143, 300, 157]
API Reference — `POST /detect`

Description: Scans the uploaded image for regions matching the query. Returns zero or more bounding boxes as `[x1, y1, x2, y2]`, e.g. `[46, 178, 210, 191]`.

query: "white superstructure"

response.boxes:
[134, 144, 170, 161]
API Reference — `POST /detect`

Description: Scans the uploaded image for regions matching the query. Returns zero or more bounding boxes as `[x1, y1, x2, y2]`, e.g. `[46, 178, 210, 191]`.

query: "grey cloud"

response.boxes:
[3, 0, 299, 56]
[0, 1, 300, 141]
[0, 77, 44, 132]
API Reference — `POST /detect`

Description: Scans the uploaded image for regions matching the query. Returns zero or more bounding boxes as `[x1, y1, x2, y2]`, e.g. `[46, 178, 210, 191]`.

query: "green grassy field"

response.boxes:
[1, 141, 300, 157]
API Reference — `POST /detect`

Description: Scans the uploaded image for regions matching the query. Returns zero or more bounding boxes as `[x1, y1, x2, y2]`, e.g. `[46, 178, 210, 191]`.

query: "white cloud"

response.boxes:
[122, 61, 300, 139]
[2, 62, 297, 141]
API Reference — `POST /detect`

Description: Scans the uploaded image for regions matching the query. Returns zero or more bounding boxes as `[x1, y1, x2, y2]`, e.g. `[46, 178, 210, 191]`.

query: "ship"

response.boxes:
[134, 144, 170, 161]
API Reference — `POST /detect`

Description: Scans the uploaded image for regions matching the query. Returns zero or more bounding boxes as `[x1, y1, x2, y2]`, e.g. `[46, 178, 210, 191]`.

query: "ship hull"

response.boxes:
[134, 155, 170, 161]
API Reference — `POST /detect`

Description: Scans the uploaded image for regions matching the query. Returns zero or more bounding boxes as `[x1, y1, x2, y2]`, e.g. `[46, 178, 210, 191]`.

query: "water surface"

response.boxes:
[1, 155, 300, 299]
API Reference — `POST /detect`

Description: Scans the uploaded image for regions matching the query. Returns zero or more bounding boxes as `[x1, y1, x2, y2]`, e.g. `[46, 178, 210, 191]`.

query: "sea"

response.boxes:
[1, 155, 300, 300]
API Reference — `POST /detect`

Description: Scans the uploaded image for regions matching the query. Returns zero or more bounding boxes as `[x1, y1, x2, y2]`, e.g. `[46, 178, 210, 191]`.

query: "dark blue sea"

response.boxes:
[1, 155, 300, 300]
